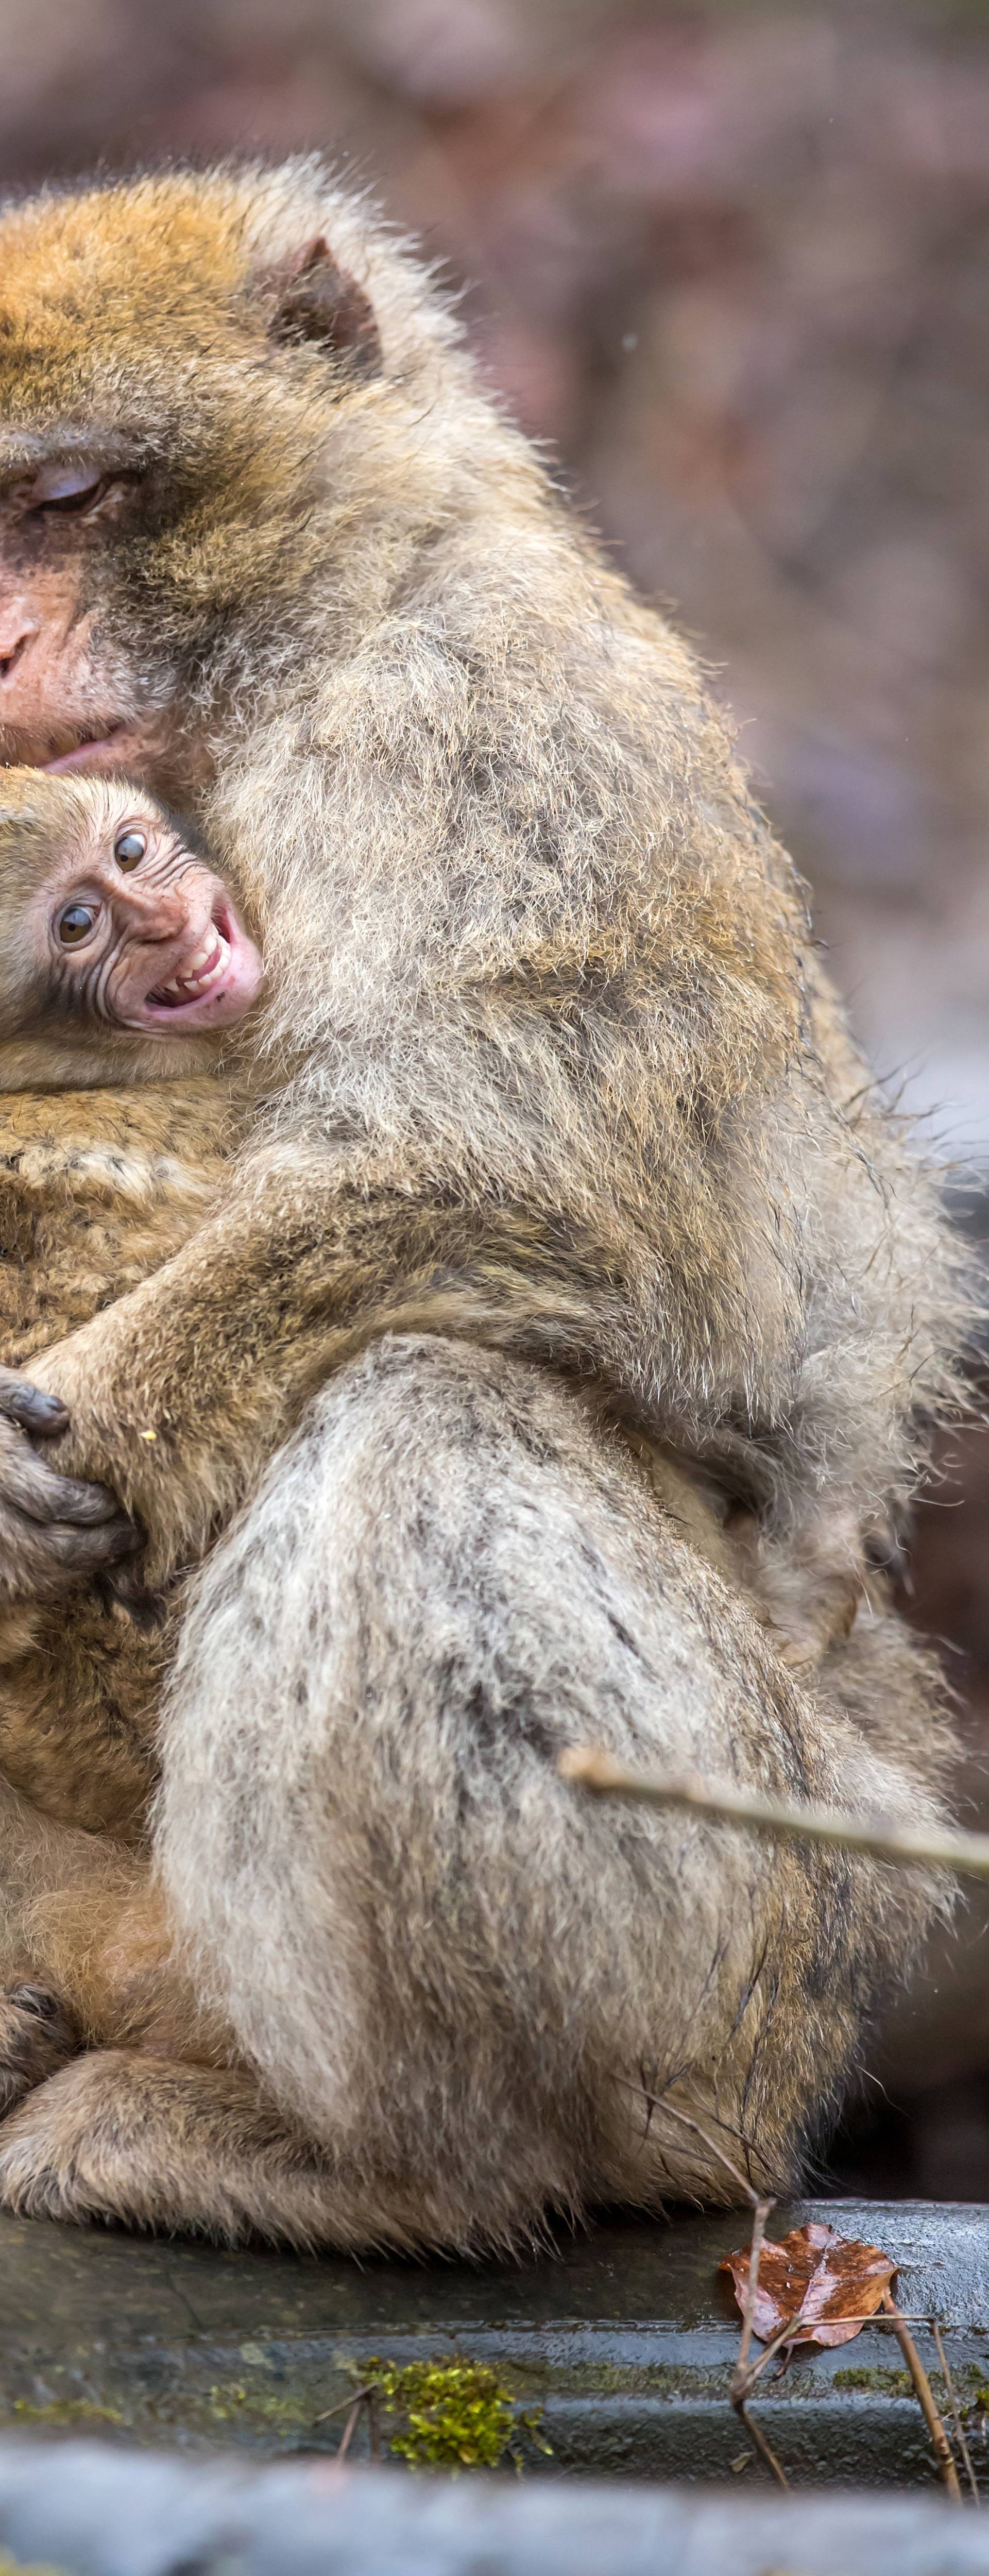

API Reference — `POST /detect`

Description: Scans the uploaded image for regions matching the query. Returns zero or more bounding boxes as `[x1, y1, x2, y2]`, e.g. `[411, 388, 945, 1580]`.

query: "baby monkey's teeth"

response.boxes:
[157, 933, 231, 1004]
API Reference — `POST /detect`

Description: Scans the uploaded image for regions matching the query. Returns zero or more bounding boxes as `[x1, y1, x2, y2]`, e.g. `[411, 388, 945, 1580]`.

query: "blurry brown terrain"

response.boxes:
[3, 0, 989, 2192]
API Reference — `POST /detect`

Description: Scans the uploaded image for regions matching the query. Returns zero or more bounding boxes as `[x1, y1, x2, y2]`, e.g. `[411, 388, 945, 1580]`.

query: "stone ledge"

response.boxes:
[2, 2199, 988, 2487]
[0, 2447, 988, 2576]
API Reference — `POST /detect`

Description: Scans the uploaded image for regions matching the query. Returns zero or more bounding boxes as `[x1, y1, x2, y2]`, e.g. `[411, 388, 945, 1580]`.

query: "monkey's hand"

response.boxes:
[0, 1367, 138, 1605]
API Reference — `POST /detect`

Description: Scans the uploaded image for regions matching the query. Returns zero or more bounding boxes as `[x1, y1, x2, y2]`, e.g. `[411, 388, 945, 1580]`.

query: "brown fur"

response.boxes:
[0, 768, 258, 1833]
[0, 1076, 237, 1835]
[0, 161, 970, 2244]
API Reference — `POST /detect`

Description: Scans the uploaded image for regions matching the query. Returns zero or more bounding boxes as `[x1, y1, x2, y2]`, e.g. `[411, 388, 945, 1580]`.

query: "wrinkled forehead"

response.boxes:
[0, 772, 146, 874]
[0, 181, 248, 454]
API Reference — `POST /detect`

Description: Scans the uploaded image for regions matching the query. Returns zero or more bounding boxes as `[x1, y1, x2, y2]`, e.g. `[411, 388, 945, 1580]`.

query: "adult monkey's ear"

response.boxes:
[268, 237, 382, 380]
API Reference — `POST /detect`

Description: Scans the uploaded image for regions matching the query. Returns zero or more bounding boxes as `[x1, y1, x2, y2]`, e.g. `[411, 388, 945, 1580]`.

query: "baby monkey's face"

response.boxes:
[10, 777, 263, 1037]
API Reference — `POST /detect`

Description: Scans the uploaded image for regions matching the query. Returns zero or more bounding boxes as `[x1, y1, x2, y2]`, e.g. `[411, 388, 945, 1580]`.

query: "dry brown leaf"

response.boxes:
[720, 2221, 897, 2349]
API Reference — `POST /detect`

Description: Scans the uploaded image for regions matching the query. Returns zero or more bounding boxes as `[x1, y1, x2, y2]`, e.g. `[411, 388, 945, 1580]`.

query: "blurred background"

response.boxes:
[3, 0, 989, 2196]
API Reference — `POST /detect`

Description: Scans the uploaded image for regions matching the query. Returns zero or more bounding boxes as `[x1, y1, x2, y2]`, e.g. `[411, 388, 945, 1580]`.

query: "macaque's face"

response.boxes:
[0, 177, 384, 807]
[27, 797, 264, 1036]
[0, 462, 189, 796]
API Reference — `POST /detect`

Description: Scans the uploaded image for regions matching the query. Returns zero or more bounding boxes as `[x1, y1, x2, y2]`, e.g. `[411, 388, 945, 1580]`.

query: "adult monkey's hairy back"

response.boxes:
[0, 162, 969, 2244]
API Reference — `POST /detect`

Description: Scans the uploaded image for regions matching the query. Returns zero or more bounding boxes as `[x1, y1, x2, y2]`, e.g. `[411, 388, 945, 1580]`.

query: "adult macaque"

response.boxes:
[0, 166, 968, 2244]
[0, 768, 861, 1831]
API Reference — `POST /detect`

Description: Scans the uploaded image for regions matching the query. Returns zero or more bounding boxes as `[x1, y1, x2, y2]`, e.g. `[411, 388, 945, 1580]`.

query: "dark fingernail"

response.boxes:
[15, 1391, 69, 1433]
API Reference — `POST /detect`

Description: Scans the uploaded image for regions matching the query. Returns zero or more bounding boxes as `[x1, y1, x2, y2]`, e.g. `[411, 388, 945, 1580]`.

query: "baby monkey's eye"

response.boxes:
[114, 829, 147, 871]
[58, 903, 98, 945]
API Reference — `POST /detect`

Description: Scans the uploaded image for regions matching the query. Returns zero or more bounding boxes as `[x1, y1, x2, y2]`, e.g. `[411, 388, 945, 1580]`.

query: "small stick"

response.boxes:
[735, 2196, 773, 2383]
[615, 2077, 787, 2480]
[881, 2293, 962, 2501]
[334, 2393, 368, 2464]
[313, 2383, 374, 2430]
[616, 2073, 764, 2209]
[560, 1747, 989, 1880]
[735, 2311, 806, 2397]
[732, 2394, 790, 2489]
[933, 2321, 979, 2504]
[728, 2199, 790, 2486]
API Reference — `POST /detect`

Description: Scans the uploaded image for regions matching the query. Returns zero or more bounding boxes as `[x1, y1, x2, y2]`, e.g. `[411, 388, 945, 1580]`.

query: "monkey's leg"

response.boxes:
[0, 1774, 216, 2077]
[0, 1336, 945, 2247]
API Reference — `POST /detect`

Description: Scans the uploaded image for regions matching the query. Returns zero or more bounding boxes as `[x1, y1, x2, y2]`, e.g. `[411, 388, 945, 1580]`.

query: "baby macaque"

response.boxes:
[0, 769, 263, 1088]
[0, 770, 263, 1839]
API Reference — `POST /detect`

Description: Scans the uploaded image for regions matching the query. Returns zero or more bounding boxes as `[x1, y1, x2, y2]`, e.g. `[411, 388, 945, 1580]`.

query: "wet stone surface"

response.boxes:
[3, 2200, 989, 2487]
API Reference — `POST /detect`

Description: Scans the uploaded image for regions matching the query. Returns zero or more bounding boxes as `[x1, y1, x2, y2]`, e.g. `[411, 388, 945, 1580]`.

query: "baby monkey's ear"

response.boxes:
[267, 237, 382, 381]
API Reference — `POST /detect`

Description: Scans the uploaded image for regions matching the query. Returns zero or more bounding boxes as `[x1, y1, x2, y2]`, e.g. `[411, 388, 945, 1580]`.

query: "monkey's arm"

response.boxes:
[15, 1124, 658, 1588]
[1, 889, 815, 1600]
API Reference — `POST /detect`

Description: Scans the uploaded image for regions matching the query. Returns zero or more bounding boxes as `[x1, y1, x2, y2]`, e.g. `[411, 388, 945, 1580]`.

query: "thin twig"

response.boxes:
[725, 2295, 796, 2488]
[736, 2197, 773, 2382]
[732, 2395, 790, 2488]
[727, 2205, 791, 2486]
[560, 1747, 989, 1879]
[735, 2312, 805, 2397]
[313, 2383, 375, 2428]
[616, 2073, 763, 2208]
[615, 2076, 787, 2480]
[933, 2321, 980, 2504]
[334, 2394, 367, 2464]
[881, 2293, 962, 2501]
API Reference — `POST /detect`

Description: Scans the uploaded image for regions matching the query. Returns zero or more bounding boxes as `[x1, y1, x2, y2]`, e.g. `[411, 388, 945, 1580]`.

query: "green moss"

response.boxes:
[205, 2385, 311, 2429]
[359, 2357, 550, 2473]
[832, 2367, 913, 2395]
[9, 2399, 123, 2429]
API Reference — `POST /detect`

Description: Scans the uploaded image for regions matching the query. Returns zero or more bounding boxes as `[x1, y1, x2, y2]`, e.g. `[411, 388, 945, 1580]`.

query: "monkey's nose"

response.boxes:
[126, 889, 191, 943]
[0, 609, 39, 684]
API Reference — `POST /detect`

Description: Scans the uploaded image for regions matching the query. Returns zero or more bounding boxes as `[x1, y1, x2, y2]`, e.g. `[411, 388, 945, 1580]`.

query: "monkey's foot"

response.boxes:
[0, 2051, 433, 2250]
[0, 1985, 78, 2118]
[0, 2051, 334, 2242]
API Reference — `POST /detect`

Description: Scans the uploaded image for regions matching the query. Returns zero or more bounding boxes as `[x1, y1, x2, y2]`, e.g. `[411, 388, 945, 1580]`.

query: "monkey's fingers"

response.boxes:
[0, 1369, 69, 1438]
[0, 1422, 123, 1529]
[40, 1516, 140, 1572]
[0, 1509, 139, 1609]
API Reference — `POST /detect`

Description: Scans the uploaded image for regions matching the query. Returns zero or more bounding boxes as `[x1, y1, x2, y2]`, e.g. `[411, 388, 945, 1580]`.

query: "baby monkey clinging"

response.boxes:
[0, 770, 263, 1841]
[0, 771, 264, 1077]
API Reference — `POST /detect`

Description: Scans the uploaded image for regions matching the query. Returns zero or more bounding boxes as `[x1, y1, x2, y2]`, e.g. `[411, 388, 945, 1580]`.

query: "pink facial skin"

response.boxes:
[40, 805, 264, 1036]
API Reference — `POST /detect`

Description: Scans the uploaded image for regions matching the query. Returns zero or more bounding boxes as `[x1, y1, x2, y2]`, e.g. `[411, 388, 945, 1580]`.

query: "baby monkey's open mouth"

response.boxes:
[135, 902, 263, 1032]
[147, 911, 234, 1009]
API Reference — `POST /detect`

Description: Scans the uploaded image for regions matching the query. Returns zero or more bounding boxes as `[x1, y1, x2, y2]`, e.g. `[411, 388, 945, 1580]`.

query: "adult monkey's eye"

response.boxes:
[40, 477, 110, 517]
[57, 903, 98, 945]
[114, 829, 146, 870]
[23, 464, 115, 517]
